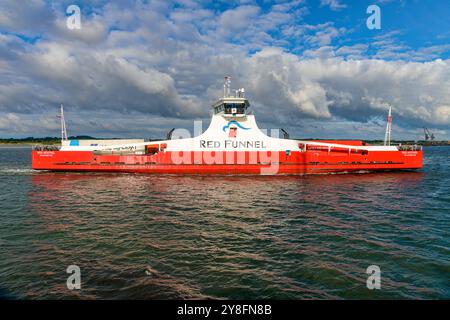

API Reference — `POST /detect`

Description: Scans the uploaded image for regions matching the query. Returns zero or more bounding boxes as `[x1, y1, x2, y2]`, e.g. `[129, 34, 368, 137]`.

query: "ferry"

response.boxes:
[32, 77, 423, 174]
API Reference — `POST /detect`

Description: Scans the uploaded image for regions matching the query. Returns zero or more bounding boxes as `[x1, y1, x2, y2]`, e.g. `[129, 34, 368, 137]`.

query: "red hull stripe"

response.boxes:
[32, 150, 423, 174]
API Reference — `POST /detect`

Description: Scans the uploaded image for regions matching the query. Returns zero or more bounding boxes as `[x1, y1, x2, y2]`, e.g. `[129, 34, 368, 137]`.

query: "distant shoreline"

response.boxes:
[0, 144, 34, 148]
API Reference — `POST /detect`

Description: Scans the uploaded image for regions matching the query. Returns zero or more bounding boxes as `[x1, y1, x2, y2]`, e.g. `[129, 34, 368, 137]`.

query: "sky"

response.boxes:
[0, 0, 449, 140]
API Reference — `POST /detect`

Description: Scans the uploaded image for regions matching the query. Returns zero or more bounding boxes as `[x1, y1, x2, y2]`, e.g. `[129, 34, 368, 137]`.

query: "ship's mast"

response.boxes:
[223, 75, 246, 98]
[384, 105, 392, 146]
[223, 75, 231, 97]
[60, 104, 68, 142]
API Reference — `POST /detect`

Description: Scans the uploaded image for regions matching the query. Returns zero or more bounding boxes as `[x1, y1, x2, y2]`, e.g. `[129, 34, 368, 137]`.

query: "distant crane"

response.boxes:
[423, 127, 435, 141]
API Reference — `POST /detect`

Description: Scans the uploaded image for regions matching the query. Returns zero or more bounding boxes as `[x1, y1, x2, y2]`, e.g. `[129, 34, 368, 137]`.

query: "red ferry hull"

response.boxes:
[32, 149, 423, 174]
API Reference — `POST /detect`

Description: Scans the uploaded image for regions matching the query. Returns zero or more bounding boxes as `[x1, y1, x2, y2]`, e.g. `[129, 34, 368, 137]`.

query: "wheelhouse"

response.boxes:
[212, 98, 249, 117]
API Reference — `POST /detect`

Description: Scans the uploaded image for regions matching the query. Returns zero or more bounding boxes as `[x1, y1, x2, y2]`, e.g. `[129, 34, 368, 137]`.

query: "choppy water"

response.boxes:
[0, 146, 449, 299]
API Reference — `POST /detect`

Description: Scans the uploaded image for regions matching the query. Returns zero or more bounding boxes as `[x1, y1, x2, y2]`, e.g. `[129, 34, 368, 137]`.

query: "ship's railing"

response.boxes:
[397, 144, 422, 151]
[93, 150, 145, 155]
[32, 145, 60, 151]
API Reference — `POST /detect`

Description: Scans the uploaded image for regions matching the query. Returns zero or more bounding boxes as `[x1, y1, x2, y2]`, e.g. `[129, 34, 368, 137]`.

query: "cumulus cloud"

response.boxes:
[0, 0, 55, 35]
[0, 38, 203, 117]
[237, 50, 450, 130]
[0, 0, 449, 139]
[320, 0, 347, 11]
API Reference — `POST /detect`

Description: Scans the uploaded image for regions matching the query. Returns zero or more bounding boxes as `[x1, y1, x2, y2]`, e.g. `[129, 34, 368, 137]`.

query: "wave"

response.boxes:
[0, 168, 34, 174]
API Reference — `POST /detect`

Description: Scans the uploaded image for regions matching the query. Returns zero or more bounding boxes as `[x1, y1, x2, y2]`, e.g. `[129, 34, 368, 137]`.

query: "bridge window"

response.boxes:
[224, 103, 246, 114]
[214, 105, 225, 114]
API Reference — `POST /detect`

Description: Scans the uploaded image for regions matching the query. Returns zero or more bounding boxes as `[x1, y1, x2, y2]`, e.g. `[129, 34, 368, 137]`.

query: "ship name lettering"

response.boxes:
[200, 140, 220, 148]
[224, 140, 267, 149]
[199, 140, 267, 149]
